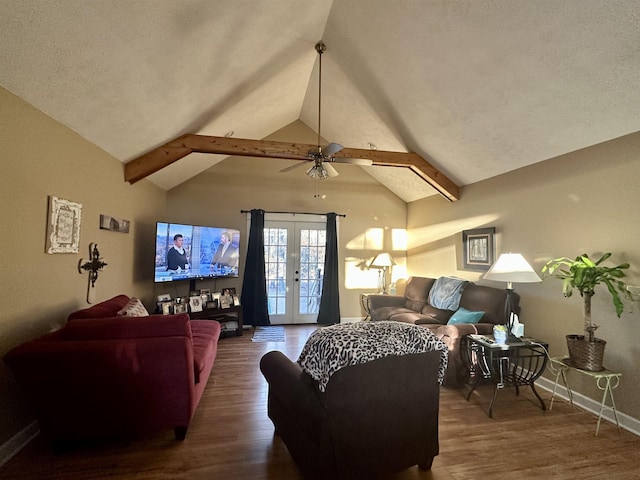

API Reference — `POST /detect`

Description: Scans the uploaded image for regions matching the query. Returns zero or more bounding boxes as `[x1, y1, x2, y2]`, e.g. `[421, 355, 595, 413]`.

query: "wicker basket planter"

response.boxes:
[566, 334, 606, 371]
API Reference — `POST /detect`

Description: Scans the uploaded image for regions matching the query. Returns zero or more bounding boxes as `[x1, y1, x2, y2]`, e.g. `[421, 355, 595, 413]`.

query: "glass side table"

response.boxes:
[548, 357, 622, 435]
[461, 334, 549, 417]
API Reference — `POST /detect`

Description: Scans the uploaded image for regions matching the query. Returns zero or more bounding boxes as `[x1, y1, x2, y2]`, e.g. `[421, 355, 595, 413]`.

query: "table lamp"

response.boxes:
[483, 253, 541, 335]
[369, 252, 396, 294]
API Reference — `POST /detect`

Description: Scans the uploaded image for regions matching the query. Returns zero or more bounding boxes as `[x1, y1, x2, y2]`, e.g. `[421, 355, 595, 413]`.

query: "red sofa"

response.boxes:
[4, 295, 220, 446]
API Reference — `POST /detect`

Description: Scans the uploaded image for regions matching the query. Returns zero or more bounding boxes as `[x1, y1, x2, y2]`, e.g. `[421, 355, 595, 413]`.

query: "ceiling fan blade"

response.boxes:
[323, 142, 343, 157]
[333, 157, 374, 166]
[279, 161, 310, 173]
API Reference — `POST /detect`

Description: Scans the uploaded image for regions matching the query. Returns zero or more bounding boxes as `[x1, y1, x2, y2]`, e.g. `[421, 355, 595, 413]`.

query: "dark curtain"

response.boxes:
[241, 209, 270, 326]
[317, 212, 340, 325]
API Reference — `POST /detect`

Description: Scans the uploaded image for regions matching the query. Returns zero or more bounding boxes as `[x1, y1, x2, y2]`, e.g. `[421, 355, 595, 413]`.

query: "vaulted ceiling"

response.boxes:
[2, 1, 639, 202]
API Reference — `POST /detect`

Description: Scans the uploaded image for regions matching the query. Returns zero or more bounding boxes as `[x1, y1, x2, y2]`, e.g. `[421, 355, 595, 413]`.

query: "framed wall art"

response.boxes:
[100, 214, 130, 233]
[45, 195, 82, 254]
[462, 227, 495, 271]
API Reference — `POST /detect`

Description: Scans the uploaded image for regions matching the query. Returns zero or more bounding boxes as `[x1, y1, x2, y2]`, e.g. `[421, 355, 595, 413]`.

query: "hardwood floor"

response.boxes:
[2, 324, 639, 479]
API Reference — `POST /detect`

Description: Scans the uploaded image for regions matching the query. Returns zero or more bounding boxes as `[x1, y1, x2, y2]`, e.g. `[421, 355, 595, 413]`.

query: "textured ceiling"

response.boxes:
[2, 1, 639, 202]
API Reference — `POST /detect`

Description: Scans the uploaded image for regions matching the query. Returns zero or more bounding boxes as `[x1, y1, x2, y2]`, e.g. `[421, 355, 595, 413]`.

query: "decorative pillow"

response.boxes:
[117, 297, 149, 317]
[447, 307, 484, 325]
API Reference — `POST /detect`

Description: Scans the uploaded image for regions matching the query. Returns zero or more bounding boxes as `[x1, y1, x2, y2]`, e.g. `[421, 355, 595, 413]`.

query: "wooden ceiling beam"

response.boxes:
[124, 134, 460, 201]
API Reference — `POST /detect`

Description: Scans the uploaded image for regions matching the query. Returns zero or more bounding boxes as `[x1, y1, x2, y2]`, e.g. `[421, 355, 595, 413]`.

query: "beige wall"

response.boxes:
[166, 121, 408, 318]
[0, 87, 167, 444]
[407, 132, 640, 420]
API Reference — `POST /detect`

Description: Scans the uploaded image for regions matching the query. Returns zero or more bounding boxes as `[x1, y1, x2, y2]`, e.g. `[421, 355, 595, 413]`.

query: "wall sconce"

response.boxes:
[79, 243, 107, 303]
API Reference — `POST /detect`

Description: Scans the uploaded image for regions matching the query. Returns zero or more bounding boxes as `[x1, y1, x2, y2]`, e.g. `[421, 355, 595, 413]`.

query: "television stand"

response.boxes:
[189, 304, 243, 337]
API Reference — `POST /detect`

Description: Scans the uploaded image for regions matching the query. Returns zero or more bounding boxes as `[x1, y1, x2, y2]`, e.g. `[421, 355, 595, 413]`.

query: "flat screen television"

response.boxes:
[154, 222, 240, 286]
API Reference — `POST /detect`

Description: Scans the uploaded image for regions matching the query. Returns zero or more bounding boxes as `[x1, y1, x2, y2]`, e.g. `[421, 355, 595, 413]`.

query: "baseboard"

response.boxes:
[536, 376, 640, 436]
[340, 317, 364, 324]
[0, 421, 39, 468]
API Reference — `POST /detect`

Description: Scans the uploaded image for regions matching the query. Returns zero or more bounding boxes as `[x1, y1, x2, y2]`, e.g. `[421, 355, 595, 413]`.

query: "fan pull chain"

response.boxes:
[313, 177, 326, 199]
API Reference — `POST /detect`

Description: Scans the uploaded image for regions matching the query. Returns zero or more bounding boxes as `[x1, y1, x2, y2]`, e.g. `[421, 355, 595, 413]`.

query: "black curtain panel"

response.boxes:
[240, 209, 270, 326]
[317, 212, 340, 325]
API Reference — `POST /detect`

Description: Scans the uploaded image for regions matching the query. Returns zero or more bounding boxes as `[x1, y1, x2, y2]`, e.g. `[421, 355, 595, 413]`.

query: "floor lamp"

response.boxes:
[370, 252, 396, 294]
[483, 253, 541, 336]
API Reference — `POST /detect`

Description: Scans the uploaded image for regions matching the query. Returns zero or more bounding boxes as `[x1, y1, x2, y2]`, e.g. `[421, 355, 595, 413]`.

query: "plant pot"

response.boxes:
[566, 334, 606, 371]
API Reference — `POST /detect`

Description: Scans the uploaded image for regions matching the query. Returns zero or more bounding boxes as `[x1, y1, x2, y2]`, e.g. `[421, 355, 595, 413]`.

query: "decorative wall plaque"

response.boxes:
[46, 195, 82, 254]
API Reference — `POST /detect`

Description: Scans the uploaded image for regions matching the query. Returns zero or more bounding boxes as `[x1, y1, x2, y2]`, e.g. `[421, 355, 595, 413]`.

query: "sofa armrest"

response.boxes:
[367, 294, 405, 311]
[260, 351, 327, 428]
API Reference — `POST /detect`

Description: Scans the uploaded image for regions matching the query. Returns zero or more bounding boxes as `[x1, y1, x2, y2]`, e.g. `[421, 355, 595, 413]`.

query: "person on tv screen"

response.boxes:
[166, 234, 190, 271]
[211, 231, 238, 268]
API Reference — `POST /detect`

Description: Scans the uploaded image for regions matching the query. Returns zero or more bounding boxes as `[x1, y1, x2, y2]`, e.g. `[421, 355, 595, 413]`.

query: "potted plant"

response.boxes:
[542, 253, 631, 371]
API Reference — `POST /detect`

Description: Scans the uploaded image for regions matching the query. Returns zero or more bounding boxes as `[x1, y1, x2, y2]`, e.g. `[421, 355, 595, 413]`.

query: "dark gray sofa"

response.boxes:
[368, 276, 520, 386]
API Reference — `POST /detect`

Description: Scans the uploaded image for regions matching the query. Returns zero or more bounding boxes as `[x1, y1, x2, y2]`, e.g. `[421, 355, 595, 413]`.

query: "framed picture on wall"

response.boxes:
[45, 195, 82, 254]
[462, 227, 495, 271]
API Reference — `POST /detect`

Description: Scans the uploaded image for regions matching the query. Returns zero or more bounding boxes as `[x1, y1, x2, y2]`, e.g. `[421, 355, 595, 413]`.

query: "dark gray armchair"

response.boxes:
[260, 349, 442, 479]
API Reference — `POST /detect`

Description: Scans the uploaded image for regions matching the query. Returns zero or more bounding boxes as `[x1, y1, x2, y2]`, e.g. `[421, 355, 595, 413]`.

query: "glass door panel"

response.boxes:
[264, 220, 326, 324]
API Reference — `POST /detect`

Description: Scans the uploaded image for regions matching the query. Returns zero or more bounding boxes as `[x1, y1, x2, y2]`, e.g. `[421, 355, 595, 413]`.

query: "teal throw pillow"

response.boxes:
[447, 307, 484, 325]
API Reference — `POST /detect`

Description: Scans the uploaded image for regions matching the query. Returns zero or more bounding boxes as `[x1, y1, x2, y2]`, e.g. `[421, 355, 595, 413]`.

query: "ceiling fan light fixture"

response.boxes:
[324, 162, 339, 177]
[306, 162, 338, 180]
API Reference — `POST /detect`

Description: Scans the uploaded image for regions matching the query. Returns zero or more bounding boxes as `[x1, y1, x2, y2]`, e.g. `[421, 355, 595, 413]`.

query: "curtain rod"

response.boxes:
[240, 209, 346, 218]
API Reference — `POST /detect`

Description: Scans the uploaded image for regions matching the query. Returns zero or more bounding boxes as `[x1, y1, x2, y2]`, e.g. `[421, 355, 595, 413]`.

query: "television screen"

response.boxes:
[154, 222, 240, 283]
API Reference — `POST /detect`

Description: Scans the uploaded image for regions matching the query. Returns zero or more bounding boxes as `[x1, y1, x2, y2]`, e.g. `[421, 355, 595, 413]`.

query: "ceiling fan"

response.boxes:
[279, 41, 373, 180]
[124, 42, 460, 201]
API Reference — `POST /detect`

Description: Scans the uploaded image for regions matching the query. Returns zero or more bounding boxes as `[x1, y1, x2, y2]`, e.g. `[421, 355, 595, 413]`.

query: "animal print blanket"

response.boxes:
[297, 321, 448, 392]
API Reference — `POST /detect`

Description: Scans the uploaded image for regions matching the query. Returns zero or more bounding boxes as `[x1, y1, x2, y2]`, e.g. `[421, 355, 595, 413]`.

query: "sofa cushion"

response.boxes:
[447, 307, 484, 325]
[372, 306, 416, 322]
[419, 304, 453, 324]
[390, 312, 435, 324]
[190, 320, 221, 384]
[68, 295, 131, 321]
[117, 297, 149, 317]
[459, 284, 517, 325]
[63, 314, 193, 341]
[402, 277, 435, 312]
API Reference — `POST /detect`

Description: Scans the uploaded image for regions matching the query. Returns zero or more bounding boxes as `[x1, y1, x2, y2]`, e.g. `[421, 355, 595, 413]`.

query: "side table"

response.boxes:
[461, 334, 549, 417]
[548, 357, 622, 435]
[360, 293, 372, 321]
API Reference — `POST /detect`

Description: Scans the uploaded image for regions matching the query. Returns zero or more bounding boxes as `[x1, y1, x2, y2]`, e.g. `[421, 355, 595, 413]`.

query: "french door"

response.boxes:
[264, 218, 326, 324]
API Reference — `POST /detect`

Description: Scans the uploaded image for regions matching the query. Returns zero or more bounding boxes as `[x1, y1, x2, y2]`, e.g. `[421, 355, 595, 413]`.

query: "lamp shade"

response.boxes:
[483, 253, 541, 284]
[369, 252, 396, 268]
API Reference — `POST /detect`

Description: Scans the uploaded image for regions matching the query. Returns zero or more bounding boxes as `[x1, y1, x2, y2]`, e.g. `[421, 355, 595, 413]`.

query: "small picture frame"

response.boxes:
[189, 296, 203, 313]
[206, 300, 218, 310]
[174, 303, 187, 314]
[157, 293, 171, 302]
[220, 295, 231, 309]
[200, 288, 210, 296]
[233, 295, 241, 306]
[212, 292, 221, 307]
[161, 302, 173, 315]
[462, 227, 495, 271]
